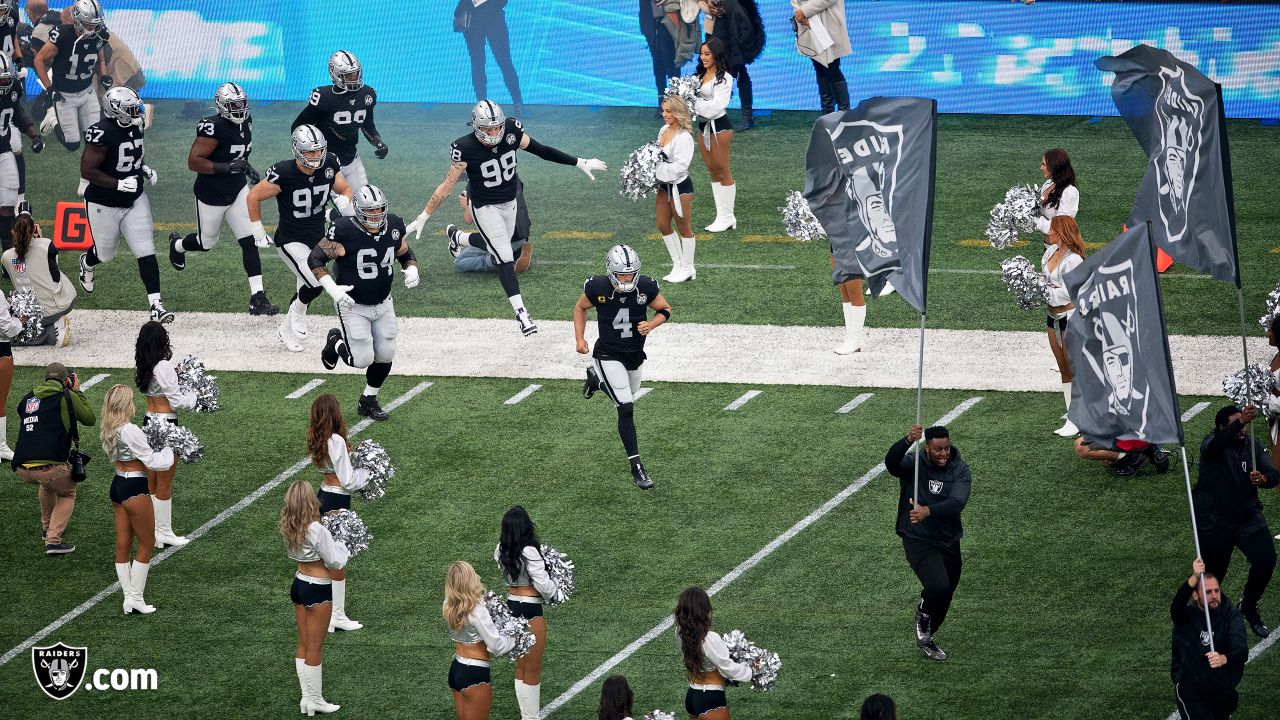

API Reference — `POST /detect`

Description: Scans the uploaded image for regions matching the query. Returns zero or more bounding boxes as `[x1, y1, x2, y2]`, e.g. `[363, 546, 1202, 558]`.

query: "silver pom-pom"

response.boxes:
[619, 142, 662, 202]
[721, 629, 781, 691]
[643, 711, 676, 720]
[143, 420, 205, 464]
[319, 508, 373, 557]
[482, 591, 537, 661]
[350, 439, 395, 502]
[1222, 364, 1277, 409]
[1259, 281, 1280, 330]
[175, 355, 220, 413]
[986, 184, 1040, 249]
[8, 289, 43, 343]
[539, 544, 575, 605]
[1000, 255, 1048, 311]
[780, 190, 825, 243]
[664, 75, 699, 114]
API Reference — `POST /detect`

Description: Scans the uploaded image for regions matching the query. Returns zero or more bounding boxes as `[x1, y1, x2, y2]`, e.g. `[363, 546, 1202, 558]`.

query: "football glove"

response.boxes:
[29, 136, 43, 154]
[331, 192, 354, 217]
[374, 141, 389, 159]
[403, 265, 419, 289]
[249, 220, 271, 248]
[99, 75, 113, 90]
[141, 165, 158, 185]
[576, 158, 607, 181]
[227, 159, 251, 175]
[116, 176, 138, 193]
[405, 211, 430, 240]
[319, 276, 355, 311]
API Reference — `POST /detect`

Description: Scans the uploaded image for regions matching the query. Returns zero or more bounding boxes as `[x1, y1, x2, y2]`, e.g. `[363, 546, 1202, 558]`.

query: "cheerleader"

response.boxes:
[693, 38, 737, 234]
[306, 394, 368, 632]
[135, 321, 196, 548]
[444, 560, 517, 720]
[656, 96, 697, 283]
[0, 288, 26, 460]
[280, 478, 348, 716]
[1267, 315, 1280, 471]
[495, 506, 557, 720]
[1033, 149, 1079, 235]
[598, 675, 635, 720]
[99, 384, 174, 615]
[1041, 216, 1086, 437]
[675, 586, 753, 720]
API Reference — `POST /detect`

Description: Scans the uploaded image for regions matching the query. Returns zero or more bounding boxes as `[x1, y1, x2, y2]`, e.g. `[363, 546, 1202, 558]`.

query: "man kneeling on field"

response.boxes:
[452, 187, 532, 274]
[1073, 437, 1170, 477]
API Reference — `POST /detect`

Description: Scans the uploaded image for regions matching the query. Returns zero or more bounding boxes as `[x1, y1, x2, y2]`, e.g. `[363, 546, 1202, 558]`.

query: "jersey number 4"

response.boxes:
[356, 246, 395, 280]
[479, 150, 516, 188]
[612, 309, 634, 339]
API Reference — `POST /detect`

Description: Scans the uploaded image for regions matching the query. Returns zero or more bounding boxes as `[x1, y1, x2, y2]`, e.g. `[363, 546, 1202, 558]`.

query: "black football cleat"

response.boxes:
[914, 599, 931, 643]
[357, 394, 389, 421]
[583, 367, 600, 399]
[1244, 608, 1272, 638]
[631, 462, 654, 490]
[919, 638, 947, 661]
[1112, 451, 1150, 477]
[248, 291, 279, 316]
[516, 308, 538, 336]
[168, 231, 185, 271]
[1151, 447, 1172, 474]
[321, 328, 343, 370]
[149, 301, 175, 324]
[446, 224, 464, 258]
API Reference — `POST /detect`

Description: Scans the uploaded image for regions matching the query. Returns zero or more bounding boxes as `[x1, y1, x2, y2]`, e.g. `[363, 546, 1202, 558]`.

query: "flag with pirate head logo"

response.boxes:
[803, 97, 937, 312]
[1066, 223, 1182, 446]
[1096, 45, 1240, 287]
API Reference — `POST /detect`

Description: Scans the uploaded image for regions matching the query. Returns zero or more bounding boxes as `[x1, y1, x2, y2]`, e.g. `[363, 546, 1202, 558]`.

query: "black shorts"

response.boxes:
[1047, 315, 1067, 333]
[290, 575, 333, 607]
[109, 474, 149, 505]
[144, 414, 179, 428]
[685, 687, 728, 717]
[0, 341, 10, 358]
[698, 116, 730, 135]
[447, 658, 491, 692]
[658, 177, 694, 196]
[507, 597, 544, 620]
[318, 486, 351, 514]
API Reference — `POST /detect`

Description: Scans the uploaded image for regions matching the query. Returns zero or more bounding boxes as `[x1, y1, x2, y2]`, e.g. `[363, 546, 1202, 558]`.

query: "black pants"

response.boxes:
[1199, 515, 1276, 613]
[644, 26, 677, 98]
[730, 64, 752, 110]
[1174, 681, 1238, 720]
[903, 537, 963, 634]
[464, 7, 522, 106]
[812, 58, 846, 87]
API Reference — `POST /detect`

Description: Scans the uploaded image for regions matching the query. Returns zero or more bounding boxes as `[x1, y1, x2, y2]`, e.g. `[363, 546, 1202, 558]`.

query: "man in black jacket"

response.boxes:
[1171, 558, 1247, 720]
[885, 423, 971, 661]
[1193, 405, 1279, 637]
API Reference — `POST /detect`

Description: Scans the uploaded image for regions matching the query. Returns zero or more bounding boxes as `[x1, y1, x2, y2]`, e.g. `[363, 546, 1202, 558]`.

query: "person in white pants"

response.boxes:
[32, 0, 109, 151]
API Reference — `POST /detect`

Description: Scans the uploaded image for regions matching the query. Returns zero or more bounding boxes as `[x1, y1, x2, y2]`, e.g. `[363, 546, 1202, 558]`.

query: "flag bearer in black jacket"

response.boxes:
[1171, 557, 1247, 720]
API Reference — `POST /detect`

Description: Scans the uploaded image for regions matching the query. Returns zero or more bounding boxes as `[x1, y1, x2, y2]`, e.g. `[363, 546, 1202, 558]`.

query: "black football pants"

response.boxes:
[903, 537, 963, 634]
[1199, 515, 1276, 614]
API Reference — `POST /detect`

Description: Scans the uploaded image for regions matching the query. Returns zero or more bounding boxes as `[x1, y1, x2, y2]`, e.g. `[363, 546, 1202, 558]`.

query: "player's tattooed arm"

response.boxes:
[395, 238, 418, 268]
[308, 238, 345, 276]
[425, 161, 467, 217]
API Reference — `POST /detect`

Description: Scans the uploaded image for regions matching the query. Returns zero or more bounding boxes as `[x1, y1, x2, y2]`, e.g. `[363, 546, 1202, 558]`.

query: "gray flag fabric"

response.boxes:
[1095, 44, 1239, 287]
[1066, 223, 1182, 446]
[803, 97, 937, 312]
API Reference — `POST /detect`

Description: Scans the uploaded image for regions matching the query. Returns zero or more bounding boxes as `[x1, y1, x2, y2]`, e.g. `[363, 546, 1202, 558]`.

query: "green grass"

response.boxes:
[0, 366, 1276, 718]
[19, 101, 1279, 333]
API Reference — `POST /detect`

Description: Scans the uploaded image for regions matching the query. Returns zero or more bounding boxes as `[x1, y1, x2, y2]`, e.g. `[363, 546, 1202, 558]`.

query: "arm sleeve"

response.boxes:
[704, 631, 753, 683]
[308, 240, 333, 271]
[928, 462, 972, 517]
[655, 132, 694, 183]
[310, 522, 350, 570]
[11, 100, 33, 135]
[883, 437, 913, 480]
[523, 546, 559, 600]
[328, 434, 369, 490]
[1058, 185, 1080, 218]
[522, 137, 578, 166]
[120, 424, 174, 471]
[360, 95, 381, 143]
[472, 605, 516, 656]
[693, 77, 731, 119]
[0, 291, 24, 338]
[152, 360, 197, 411]
[47, 242, 61, 283]
[1171, 581, 1194, 624]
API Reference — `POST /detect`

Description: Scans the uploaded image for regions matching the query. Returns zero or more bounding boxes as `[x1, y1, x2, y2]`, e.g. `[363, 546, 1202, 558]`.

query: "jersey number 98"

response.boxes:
[479, 150, 516, 188]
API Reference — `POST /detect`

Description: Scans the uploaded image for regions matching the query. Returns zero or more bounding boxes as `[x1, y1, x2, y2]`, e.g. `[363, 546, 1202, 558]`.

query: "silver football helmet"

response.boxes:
[291, 124, 327, 169]
[71, 0, 105, 38]
[328, 50, 363, 92]
[0, 1, 14, 15]
[214, 82, 249, 124]
[606, 244, 641, 293]
[353, 185, 388, 231]
[0, 55, 14, 94]
[103, 86, 143, 128]
[469, 100, 505, 147]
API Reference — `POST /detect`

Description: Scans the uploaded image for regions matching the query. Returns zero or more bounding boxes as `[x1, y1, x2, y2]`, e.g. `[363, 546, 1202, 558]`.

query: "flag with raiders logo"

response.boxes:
[803, 97, 937, 312]
[1095, 45, 1240, 287]
[1065, 223, 1182, 446]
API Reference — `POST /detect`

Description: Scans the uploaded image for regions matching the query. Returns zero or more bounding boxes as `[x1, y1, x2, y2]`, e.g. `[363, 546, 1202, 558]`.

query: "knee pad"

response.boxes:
[617, 402, 635, 421]
[349, 344, 375, 369]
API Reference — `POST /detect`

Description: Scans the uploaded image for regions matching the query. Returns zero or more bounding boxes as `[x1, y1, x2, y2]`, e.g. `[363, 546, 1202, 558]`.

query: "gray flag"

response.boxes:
[803, 97, 937, 313]
[1066, 223, 1182, 446]
[1095, 44, 1239, 287]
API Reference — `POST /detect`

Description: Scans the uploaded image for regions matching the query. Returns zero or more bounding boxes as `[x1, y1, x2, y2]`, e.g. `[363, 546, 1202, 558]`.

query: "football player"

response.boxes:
[311, 185, 419, 421]
[405, 99, 606, 336]
[78, 86, 172, 322]
[32, 0, 109, 151]
[1, 0, 33, 209]
[0, 54, 40, 249]
[246, 124, 353, 352]
[573, 245, 671, 489]
[169, 82, 278, 316]
[291, 50, 386, 192]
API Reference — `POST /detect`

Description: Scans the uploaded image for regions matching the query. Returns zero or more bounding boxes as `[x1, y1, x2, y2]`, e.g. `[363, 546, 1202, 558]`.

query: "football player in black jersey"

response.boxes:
[78, 86, 173, 322]
[291, 51, 386, 193]
[0, 0, 34, 210]
[247, 124, 353, 353]
[405, 99, 607, 337]
[0, 54, 39, 249]
[311, 185, 418, 421]
[168, 82, 278, 316]
[33, 0, 109, 151]
[573, 245, 671, 489]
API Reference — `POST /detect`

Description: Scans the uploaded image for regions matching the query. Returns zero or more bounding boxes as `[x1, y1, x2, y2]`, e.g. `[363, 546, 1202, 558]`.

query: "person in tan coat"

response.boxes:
[791, 0, 852, 113]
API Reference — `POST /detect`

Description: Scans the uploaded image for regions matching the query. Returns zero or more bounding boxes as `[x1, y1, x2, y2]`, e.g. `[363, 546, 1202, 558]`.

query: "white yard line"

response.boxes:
[285, 378, 326, 399]
[0, 381, 433, 669]
[1181, 401, 1211, 423]
[1162, 632, 1280, 720]
[633, 387, 653, 401]
[836, 393, 875, 414]
[724, 390, 762, 410]
[540, 395, 983, 717]
[80, 373, 110, 389]
[504, 383, 542, 405]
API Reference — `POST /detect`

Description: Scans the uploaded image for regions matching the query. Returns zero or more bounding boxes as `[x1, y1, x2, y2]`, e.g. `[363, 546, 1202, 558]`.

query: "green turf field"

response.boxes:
[0, 366, 1276, 718]
[18, 101, 1279, 334]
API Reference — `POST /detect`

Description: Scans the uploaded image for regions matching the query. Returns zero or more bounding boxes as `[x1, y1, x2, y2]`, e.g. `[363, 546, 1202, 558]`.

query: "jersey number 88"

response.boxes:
[479, 150, 516, 188]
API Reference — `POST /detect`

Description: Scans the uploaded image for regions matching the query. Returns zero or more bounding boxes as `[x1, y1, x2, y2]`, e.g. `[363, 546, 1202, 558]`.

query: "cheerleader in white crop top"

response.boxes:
[307, 394, 367, 633]
[1034, 149, 1079, 235]
[1266, 317, 1280, 471]
[693, 38, 738, 234]
[444, 560, 519, 720]
[656, 96, 698, 283]
[1041, 216, 1087, 439]
[675, 587, 755, 719]
[495, 506, 558, 720]
[134, 321, 197, 549]
[0, 288, 27, 462]
[281, 478, 350, 716]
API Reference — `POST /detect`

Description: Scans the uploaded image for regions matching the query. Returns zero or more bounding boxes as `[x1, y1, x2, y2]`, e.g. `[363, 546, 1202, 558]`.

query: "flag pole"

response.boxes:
[912, 312, 926, 505]
[1235, 288, 1258, 471]
[1180, 445, 1215, 652]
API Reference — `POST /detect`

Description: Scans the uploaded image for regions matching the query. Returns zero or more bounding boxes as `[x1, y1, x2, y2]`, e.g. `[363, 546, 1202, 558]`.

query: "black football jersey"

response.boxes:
[450, 117, 525, 208]
[1, 7, 18, 63]
[82, 120, 144, 208]
[264, 154, 342, 244]
[192, 114, 253, 205]
[327, 214, 407, 306]
[48, 24, 105, 93]
[585, 274, 660, 360]
[0, 84, 30, 147]
[294, 85, 378, 165]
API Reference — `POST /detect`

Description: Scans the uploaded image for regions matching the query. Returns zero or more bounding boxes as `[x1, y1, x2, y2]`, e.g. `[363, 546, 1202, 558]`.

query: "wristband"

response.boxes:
[655, 308, 671, 320]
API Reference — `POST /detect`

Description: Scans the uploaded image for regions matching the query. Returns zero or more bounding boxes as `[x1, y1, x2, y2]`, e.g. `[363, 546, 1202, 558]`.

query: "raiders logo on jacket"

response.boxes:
[584, 274, 660, 369]
[82, 120, 145, 208]
[450, 117, 525, 208]
[294, 85, 378, 165]
[263, 153, 342, 244]
[47, 23, 106, 93]
[326, 214, 408, 306]
[193, 114, 253, 205]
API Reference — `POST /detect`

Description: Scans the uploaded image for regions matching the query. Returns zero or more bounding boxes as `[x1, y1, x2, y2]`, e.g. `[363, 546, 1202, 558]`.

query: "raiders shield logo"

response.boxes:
[32, 643, 87, 700]
[1153, 65, 1204, 245]
[24, 396, 40, 414]
[636, 293, 648, 305]
[325, 168, 335, 180]
[505, 134, 516, 146]
[928, 478, 944, 495]
[1200, 630, 1212, 647]
[364, 96, 373, 106]
[392, 230, 401, 241]
[827, 119, 905, 262]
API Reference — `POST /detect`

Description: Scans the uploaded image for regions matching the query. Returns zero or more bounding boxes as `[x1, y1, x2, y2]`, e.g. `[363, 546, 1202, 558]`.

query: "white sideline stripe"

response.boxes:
[505, 384, 542, 405]
[633, 387, 652, 401]
[0, 381, 433, 669]
[724, 390, 762, 411]
[836, 393, 875, 414]
[539, 259, 799, 271]
[1162, 632, 1280, 720]
[1181, 401, 1210, 422]
[80, 373, 110, 389]
[541, 395, 984, 717]
[286, 378, 326, 399]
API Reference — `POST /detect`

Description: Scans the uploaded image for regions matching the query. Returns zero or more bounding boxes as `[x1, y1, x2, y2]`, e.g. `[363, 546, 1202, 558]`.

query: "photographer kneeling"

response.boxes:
[14, 363, 96, 555]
